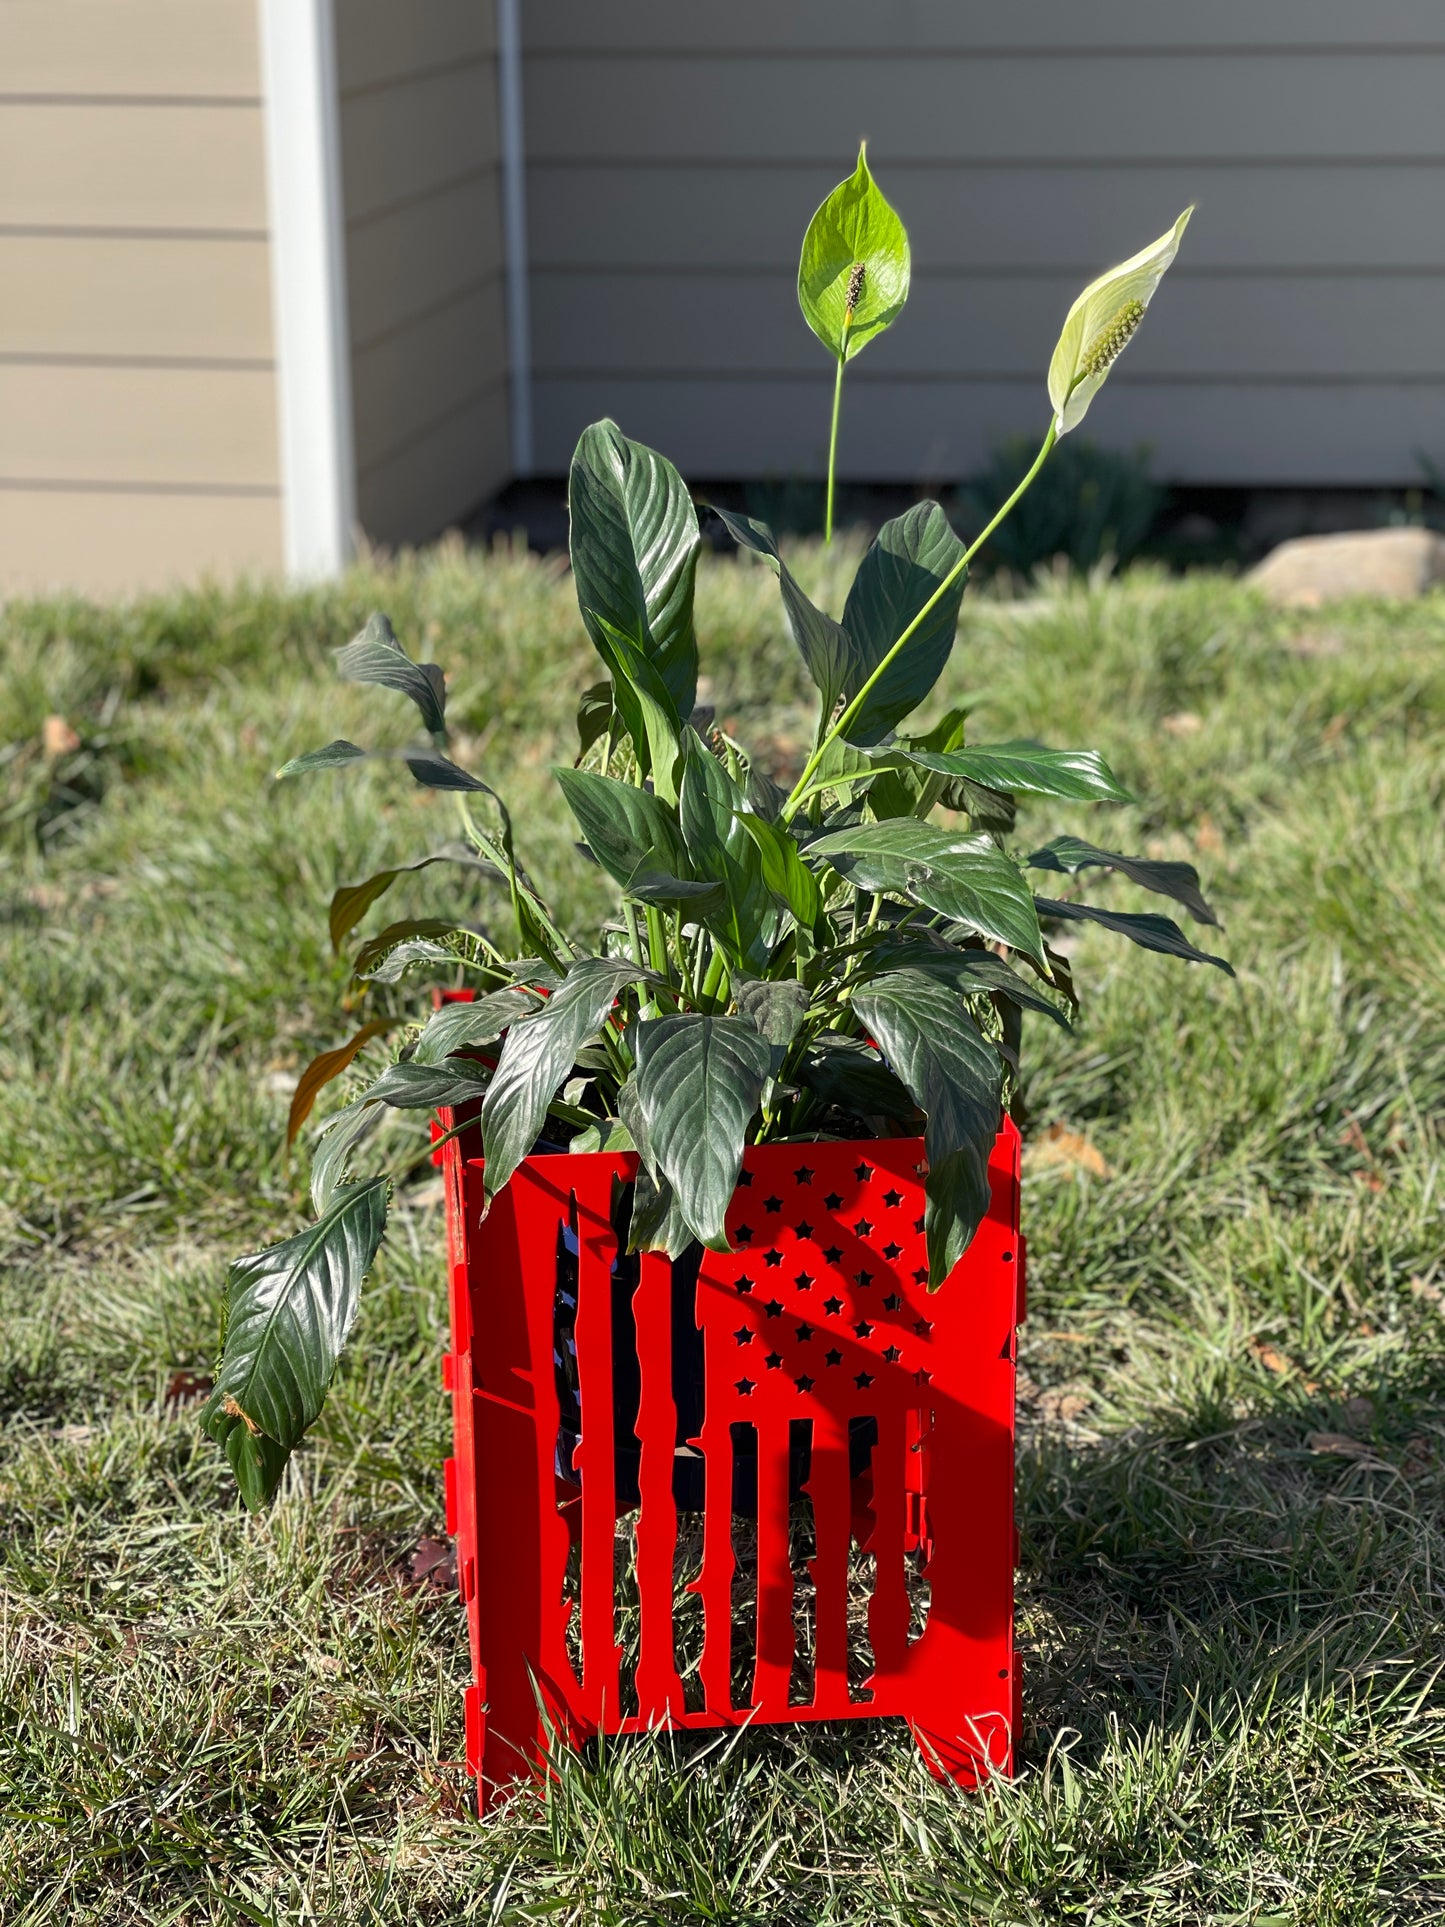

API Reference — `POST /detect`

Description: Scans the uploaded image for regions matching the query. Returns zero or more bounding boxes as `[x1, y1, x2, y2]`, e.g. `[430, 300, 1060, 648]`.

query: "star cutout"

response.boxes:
[795, 1322, 814, 1342]
[794, 1374, 815, 1392]
[824, 1192, 843, 1211]
[735, 1377, 755, 1395]
[823, 1245, 843, 1265]
[794, 1271, 815, 1290]
[914, 1216, 925, 1234]
[882, 1241, 903, 1260]
[914, 1368, 932, 1387]
[882, 1189, 903, 1209]
[765, 1351, 782, 1369]
[794, 1220, 814, 1240]
[824, 1347, 843, 1366]
[764, 1249, 782, 1267]
[913, 1318, 933, 1336]
[912, 1267, 929, 1285]
[882, 1345, 902, 1363]
[735, 1275, 755, 1295]
[764, 1195, 783, 1214]
[854, 1162, 874, 1182]
[734, 1326, 753, 1346]
[855, 1269, 874, 1289]
[736, 1169, 754, 1187]
[793, 1165, 814, 1185]
[853, 1319, 873, 1339]
[822, 1295, 843, 1316]
[882, 1293, 902, 1311]
[852, 1218, 874, 1238]
[735, 1225, 754, 1245]
[854, 1370, 875, 1389]
[764, 1299, 784, 1318]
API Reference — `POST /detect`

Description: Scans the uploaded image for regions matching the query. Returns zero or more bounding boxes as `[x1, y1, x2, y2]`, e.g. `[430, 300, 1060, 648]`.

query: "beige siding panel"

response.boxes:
[348, 172, 504, 349]
[525, 55, 1445, 162]
[0, 234, 272, 360]
[529, 162, 1445, 274]
[0, 489, 282, 600]
[531, 271, 1445, 382]
[0, 365, 279, 487]
[339, 70, 501, 225]
[526, 2, 1445, 52]
[0, 0, 260, 95]
[352, 283, 508, 472]
[533, 377, 1445, 486]
[357, 382, 510, 547]
[336, 1, 495, 93]
[0, 103, 267, 230]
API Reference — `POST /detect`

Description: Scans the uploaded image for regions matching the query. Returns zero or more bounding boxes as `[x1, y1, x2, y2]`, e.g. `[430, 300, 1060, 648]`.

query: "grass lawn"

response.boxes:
[2, 543, 1443, 1924]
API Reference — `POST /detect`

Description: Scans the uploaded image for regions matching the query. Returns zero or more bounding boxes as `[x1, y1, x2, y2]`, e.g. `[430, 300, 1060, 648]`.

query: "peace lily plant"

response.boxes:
[203, 163, 1224, 1509]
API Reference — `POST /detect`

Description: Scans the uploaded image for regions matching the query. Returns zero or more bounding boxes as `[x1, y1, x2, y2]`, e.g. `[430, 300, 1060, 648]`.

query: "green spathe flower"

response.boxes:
[1047, 208, 1193, 435]
[798, 143, 911, 363]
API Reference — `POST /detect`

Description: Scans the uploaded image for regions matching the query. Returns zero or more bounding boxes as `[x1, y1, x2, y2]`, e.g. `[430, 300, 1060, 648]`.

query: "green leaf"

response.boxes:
[798, 143, 911, 364]
[482, 958, 649, 1199]
[797, 1036, 917, 1125]
[625, 871, 725, 911]
[840, 503, 968, 745]
[678, 732, 773, 971]
[335, 613, 447, 740]
[569, 419, 701, 723]
[576, 680, 614, 760]
[351, 917, 467, 979]
[201, 1177, 389, 1510]
[584, 611, 683, 800]
[1035, 898, 1234, 973]
[553, 766, 690, 892]
[285, 1020, 399, 1147]
[618, 1072, 696, 1257]
[737, 813, 823, 932]
[807, 820, 1044, 961]
[569, 1116, 636, 1156]
[851, 930, 1070, 1027]
[898, 742, 1133, 803]
[403, 750, 490, 793]
[308, 1100, 384, 1217]
[708, 505, 857, 716]
[629, 1016, 772, 1251]
[359, 939, 460, 986]
[328, 847, 499, 953]
[851, 970, 1003, 1284]
[1026, 835, 1220, 927]
[735, 977, 809, 1049]
[359, 1059, 493, 1110]
[410, 989, 539, 1065]
[276, 740, 366, 778]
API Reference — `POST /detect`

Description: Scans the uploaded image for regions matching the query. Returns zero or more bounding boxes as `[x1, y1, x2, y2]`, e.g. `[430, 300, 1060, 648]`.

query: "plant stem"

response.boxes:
[699, 946, 728, 1010]
[824, 349, 847, 545]
[781, 420, 1058, 824]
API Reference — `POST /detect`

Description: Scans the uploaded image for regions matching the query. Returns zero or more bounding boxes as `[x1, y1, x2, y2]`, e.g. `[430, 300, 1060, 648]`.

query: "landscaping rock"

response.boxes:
[1248, 527, 1445, 607]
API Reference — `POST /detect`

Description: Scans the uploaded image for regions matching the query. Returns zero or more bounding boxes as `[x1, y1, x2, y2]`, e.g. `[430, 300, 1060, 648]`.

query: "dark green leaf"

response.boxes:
[553, 766, 689, 892]
[807, 820, 1043, 961]
[735, 977, 809, 1049]
[797, 144, 911, 363]
[797, 1036, 917, 1124]
[360, 939, 461, 986]
[629, 1015, 772, 1251]
[678, 732, 773, 971]
[708, 505, 857, 715]
[329, 847, 500, 953]
[569, 419, 700, 722]
[276, 740, 365, 778]
[584, 611, 683, 799]
[360, 1059, 492, 1110]
[309, 1100, 384, 1216]
[576, 680, 614, 760]
[900, 742, 1133, 803]
[737, 812, 823, 931]
[851, 930, 1070, 1027]
[841, 503, 968, 745]
[410, 989, 539, 1065]
[335, 613, 447, 740]
[482, 958, 650, 1198]
[404, 750, 490, 793]
[201, 1177, 389, 1510]
[1035, 897, 1234, 973]
[625, 870, 726, 911]
[351, 918, 467, 979]
[851, 969, 1003, 1283]
[1027, 835, 1220, 926]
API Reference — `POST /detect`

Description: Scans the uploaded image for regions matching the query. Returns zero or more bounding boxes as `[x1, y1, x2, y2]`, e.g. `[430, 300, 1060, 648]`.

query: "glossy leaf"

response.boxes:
[569, 419, 700, 722]
[576, 680, 614, 760]
[410, 989, 539, 1065]
[807, 820, 1044, 961]
[797, 1036, 917, 1124]
[584, 612, 683, 800]
[336, 613, 447, 739]
[851, 969, 1002, 1283]
[797, 144, 911, 363]
[629, 1015, 772, 1251]
[840, 503, 968, 745]
[899, 742, 1133, 803]
[1027, 835, 1220, 926]
[308, 1100, 384, 1217]
[709, 504, 857, 715]
[276, 739, 365, 779]
[403, 750, 490, 794]
[678, 733, 773, 971]
[286, 1020, 397, 1147]
[359, 1058, 492, 1110]
[351, 918, 466, 979]
[852, 930, 1070, 1027]
[1035, 897, 1234, 973]
[482, 958, 649, 1199]
[569, 1116, 636, 1156]
[328, 847, 498, 953]
[737, 812, 823, 931]
[359, 938, 461, 986]
[735, 977, 809, 1049]
[554, 766, 690, 892]
[201, 1176, 389, 1510]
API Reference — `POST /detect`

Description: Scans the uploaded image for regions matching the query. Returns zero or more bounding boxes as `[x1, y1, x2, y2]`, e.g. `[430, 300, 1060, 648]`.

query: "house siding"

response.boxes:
[0, 0, 283, 598]
[522, 3, 1445, 484]
[335, 3, 511, 547]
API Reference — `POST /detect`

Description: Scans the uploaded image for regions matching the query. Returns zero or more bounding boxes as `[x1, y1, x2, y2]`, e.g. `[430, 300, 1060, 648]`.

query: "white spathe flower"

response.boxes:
[1047, 208, 1193, 435]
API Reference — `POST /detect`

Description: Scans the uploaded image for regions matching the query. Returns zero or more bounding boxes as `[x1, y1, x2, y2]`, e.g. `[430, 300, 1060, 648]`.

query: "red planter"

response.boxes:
[435, 1106, 1023, 1812]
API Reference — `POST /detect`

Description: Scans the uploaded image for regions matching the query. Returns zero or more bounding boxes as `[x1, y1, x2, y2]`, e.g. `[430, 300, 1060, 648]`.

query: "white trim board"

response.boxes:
[257, 0, 355, 578]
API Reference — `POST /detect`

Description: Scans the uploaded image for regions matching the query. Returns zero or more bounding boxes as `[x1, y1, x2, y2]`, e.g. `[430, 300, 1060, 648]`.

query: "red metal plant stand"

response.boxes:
[435, 1109, 1023, 1812]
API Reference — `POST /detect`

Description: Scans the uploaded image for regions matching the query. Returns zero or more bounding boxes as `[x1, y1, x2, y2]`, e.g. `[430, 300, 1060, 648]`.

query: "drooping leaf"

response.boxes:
[410, 989, 540, 1065]
[553, 766, 690, 892]
[576, 680, 614, 760]
[328, 847, 500, 953]
[276, 740, 366, 778]
[797, 143, 911, 363]
[616, 1076, 696, 1256]
[351, 918, 468, 979]
[359, 938, 462, 985]
[625, 871, 726, 911]
[797, 1035, 917, 1125]
[201, 1177, 389, 1510]
[309, 1100, 385, 1216]
[569, 419, 700, 722]
[840, 503, 968, 745]
[286, 1020, 398, 1147]
[708, 505, 857, 716]
[403, 750, 491, 793]
[851, 969, 1003, 1283]
[482, 958, 651, 1199]
[1034, 898, 1234, 973]
[629, 1015, 772, 1251]
[851, 930, 1070, 1027]
[335, 612, 447, 740]
[735, 977, 810, 1049]
[1026, 835, 1220, 927]
[359, 1059, 493, 1111]
[806, 820, 1044, 961]
[898, 742, 1133, 803]
[678, 732, 773, 971]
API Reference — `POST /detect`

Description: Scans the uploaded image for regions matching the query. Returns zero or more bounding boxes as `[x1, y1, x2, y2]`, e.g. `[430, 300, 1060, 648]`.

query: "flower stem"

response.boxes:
[781, 420, 1057, 824]
[824, 350, 847, 545]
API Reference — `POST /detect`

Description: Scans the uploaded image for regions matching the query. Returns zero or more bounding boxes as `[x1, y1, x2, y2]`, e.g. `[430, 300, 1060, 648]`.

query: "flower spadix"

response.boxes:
[1047, 208, 1193, 434]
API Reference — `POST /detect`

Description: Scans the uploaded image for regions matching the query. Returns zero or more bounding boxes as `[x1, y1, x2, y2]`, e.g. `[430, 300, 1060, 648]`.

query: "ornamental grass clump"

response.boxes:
[204, 164, 1223, 1509]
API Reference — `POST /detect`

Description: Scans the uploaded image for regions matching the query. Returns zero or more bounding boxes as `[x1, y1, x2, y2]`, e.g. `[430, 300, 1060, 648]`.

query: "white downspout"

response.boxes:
[496, 0, 533, 477]
[257, 0, 356, 578]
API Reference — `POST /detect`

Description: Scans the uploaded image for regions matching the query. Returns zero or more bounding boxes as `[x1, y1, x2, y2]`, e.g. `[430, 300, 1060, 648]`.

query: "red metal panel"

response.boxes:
[631, 1249, 686, 1721]
[571, 1165, 622, 1730]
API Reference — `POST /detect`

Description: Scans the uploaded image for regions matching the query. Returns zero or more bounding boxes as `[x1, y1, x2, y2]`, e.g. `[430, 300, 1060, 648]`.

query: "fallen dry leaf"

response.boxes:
[1306, 1432, 1383, 1461]
[1409, 1276, 1443, 1310]
[1193, 815, 1225, 858]
[165, 1369, 213, 1408]
[1038, 1388, 1092, 1424]
[410, 1536, 457, 1593]
[1162, 711, 1203, 737]
[1249, 1337, 1320, 1394]
[1024, 1123, 1112, 1179]
[42, 714, 81, 757]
